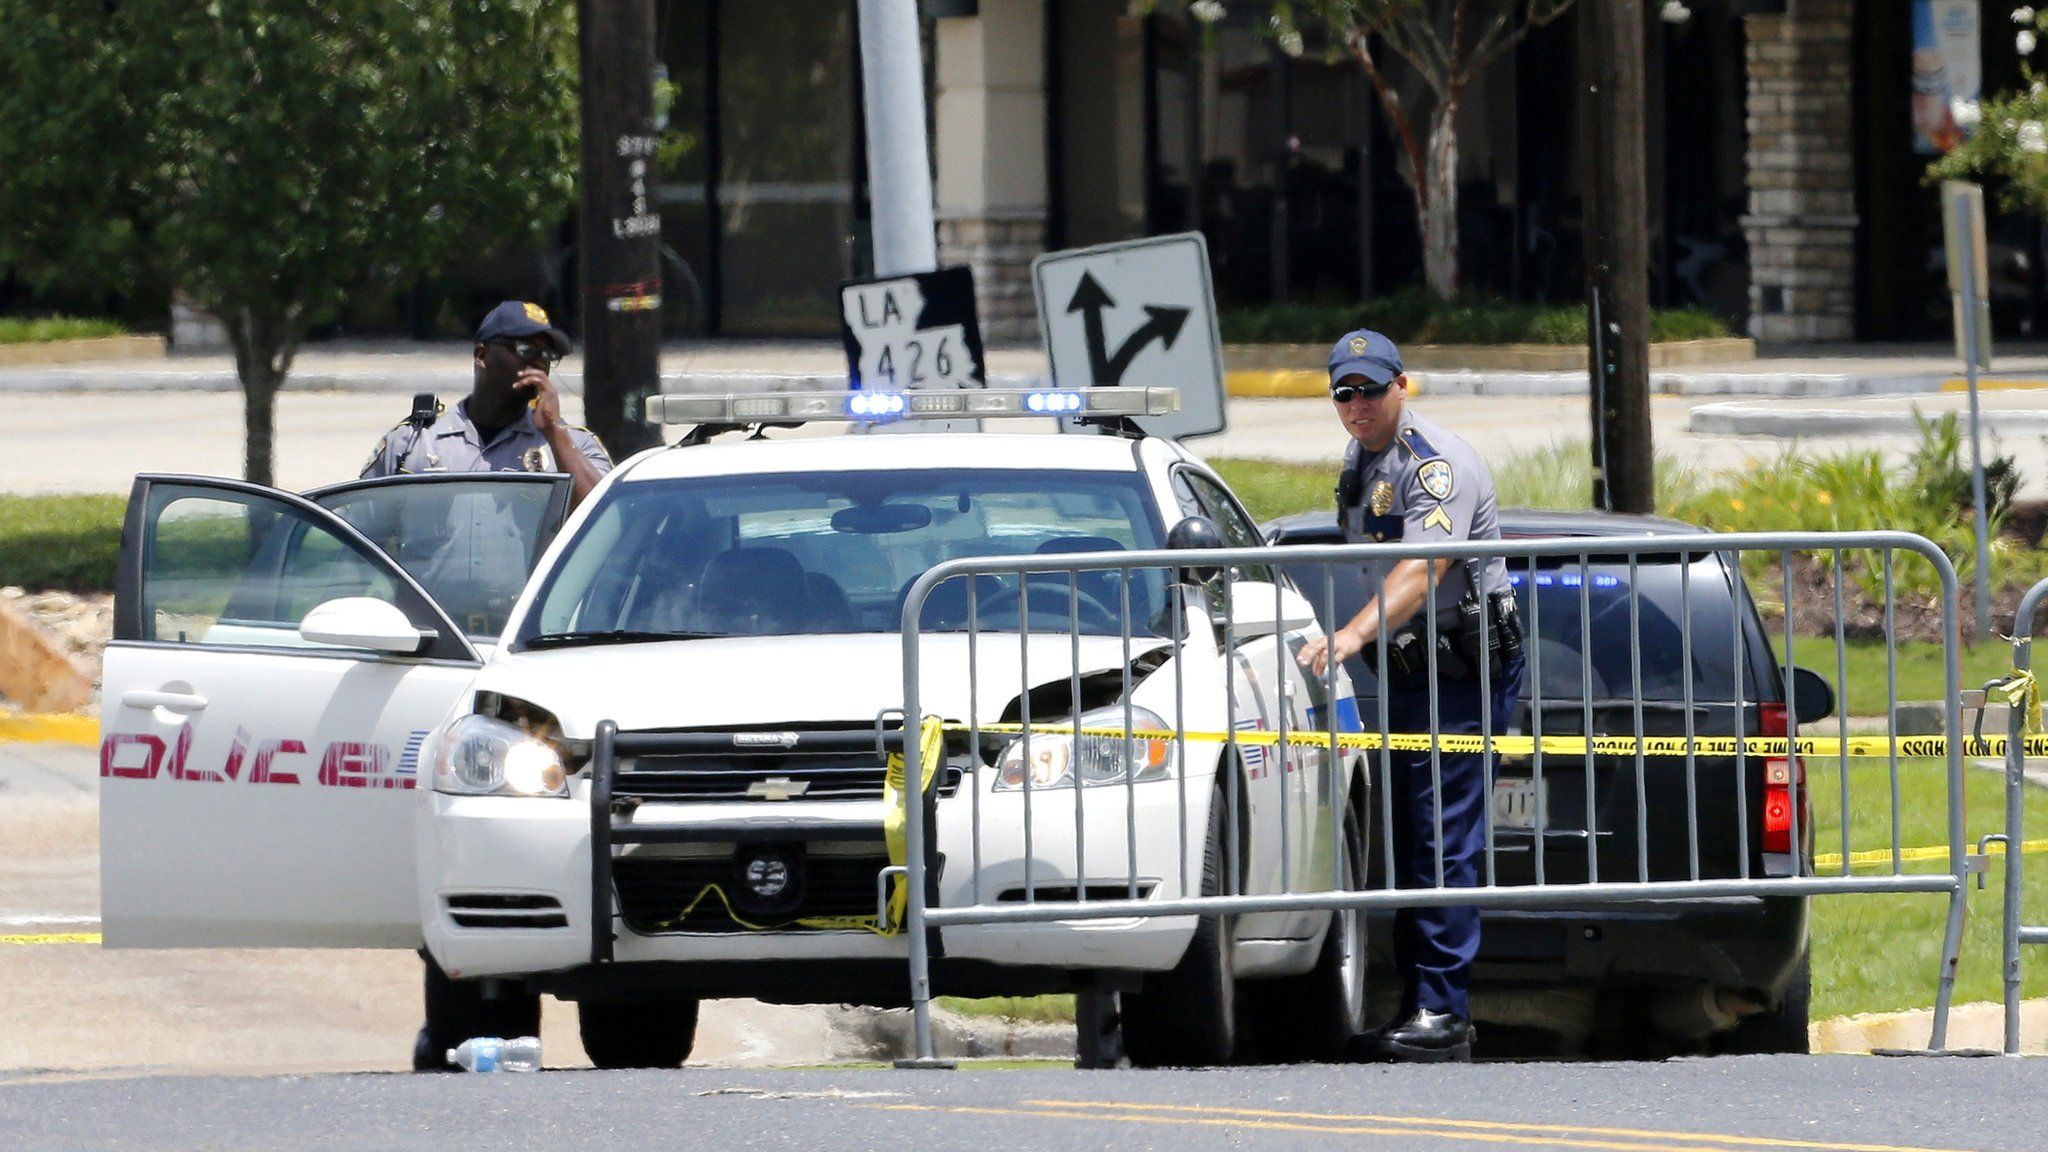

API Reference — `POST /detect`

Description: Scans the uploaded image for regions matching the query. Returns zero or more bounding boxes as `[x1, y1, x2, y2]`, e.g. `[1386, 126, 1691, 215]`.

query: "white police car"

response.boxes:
[98, 388, 1368, 1068]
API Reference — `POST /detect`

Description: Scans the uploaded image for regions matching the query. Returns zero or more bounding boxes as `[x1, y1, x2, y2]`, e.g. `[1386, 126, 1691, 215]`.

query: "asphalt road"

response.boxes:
[2, 1058, 2043, 1152]
[14, 387, 2048, 497]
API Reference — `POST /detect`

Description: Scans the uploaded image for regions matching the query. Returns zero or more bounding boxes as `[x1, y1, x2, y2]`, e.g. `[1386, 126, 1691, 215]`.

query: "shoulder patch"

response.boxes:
[1398, 426, 1439, 460]
[1417, 458, 1455, 501]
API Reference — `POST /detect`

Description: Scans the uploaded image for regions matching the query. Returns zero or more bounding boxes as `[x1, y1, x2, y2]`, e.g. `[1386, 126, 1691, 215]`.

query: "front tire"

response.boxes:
[1123, 792, 1236, 1067]
[577, 996, 701, 1069]
[1240, 800, 1368, 1062]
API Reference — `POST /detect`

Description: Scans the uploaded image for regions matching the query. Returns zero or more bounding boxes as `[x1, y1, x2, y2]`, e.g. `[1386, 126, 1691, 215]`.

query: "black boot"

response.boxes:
[1374, 1009, 1474, 1063]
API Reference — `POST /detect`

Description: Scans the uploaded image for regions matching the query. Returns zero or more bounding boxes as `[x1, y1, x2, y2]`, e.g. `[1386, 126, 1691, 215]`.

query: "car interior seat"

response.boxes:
[1032, 534, 1130, 620]
[690, 546, 810, 635]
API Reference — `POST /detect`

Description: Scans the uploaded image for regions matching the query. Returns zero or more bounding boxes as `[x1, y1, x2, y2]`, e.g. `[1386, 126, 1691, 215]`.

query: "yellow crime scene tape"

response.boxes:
[1, 933, 100, 946]
[952, 721, 2048, 760]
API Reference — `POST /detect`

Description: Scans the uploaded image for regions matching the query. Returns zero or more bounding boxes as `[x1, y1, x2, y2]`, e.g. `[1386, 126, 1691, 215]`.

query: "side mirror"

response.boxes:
[300, 597, 433, 655]
[1788, 667, 1835, 726]
[1167, 515, 1226, 585]
[1225, 581, 1316, 639]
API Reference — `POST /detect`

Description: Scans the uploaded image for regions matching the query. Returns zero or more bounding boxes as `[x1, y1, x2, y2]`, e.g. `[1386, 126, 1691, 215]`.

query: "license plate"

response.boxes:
[1491, 777, 1545, 830]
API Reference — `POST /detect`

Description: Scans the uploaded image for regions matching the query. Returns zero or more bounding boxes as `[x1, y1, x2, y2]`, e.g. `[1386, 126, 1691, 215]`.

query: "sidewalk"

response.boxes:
[10, 339, 2048, 497]
[7, 337, 2048, 398]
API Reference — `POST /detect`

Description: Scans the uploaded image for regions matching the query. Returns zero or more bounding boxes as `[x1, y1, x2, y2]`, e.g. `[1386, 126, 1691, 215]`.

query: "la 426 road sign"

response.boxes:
[1032, 232, 1226, 439]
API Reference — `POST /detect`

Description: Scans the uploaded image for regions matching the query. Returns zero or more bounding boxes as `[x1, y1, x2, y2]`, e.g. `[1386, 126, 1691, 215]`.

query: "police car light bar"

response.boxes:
[645, 387, 1180, 425]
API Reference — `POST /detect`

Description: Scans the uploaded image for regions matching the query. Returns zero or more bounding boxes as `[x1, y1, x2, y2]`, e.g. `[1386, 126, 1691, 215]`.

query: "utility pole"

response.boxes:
[857, 0, 937, 276]
[1580, 0, 1654, 514]
[577, 0, 665, 459]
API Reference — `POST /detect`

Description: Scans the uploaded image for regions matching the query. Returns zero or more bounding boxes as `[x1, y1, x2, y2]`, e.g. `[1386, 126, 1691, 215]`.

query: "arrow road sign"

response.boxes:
[1066, 272, 1191, 386]
[1033, 232, 1225, 440]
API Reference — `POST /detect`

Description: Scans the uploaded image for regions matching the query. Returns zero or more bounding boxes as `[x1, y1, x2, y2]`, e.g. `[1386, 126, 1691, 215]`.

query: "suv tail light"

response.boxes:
[1759, 701, 1805, 856]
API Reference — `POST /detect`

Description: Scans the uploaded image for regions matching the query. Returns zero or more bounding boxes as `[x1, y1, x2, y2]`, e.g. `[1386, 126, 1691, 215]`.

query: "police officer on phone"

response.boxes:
[361, 302, 614, 1071]
[1297, 329, 1524, 1064]
[362, 300, 611, 508]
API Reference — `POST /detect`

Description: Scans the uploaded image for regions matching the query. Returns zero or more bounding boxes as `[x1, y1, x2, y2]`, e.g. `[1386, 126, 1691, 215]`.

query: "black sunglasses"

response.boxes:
[499, 338, 561, 367]
[1330, 383, 1391, 404]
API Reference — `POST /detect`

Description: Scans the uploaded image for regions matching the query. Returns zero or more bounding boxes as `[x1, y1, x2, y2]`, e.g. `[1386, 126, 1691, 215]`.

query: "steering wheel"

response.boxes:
[976, 582, 1124, 632]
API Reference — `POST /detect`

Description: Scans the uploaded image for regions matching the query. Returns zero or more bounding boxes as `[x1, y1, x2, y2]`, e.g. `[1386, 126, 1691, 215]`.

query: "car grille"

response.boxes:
[614, 757, 964, 802]
[614, 852, 890, 934]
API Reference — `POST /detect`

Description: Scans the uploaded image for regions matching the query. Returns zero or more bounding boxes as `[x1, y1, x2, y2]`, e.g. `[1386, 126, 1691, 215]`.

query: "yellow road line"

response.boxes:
[1023, 1100, 1979, 1152]
[0, 933, 100, 945]
[868, 1101, 1978, 1152]
[0, 712, 96, 746]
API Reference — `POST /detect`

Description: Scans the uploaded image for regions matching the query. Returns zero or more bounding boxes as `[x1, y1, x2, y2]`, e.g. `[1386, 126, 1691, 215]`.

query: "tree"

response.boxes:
[1929, 8, 2048, 216]
[0, 1, 577, 486]
[1274, 0, 1575, 297]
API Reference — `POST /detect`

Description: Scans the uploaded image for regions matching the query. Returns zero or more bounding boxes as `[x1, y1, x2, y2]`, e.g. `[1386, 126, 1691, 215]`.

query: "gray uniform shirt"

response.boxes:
[1338, 409, 1508, 630]
[360, 398, 613, 479]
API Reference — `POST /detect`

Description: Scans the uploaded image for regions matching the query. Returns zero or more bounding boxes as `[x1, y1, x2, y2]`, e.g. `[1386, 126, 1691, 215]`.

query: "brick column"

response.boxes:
[1742, 0, 1857, 342]
[933, 1, 1047, 344]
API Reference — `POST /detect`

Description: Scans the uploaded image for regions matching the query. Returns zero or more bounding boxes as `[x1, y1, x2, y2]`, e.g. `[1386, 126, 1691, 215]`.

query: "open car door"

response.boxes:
[99, 473, 569, 948]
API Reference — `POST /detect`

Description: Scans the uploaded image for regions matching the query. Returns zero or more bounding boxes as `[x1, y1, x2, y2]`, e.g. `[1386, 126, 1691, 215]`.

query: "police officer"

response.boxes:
[363, 300, 612, 508]
[365, 301, 615, 1071]
[1298, 329, 1524, 1064]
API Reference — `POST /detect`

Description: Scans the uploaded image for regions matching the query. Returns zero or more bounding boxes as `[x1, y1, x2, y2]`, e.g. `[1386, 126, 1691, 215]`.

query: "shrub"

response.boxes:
[0, 316, 127, 344]
[1215, 289, 1735, 346]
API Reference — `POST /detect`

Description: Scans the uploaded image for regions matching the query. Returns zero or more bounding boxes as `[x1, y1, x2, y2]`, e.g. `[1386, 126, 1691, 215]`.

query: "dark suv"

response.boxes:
[1264, 509, 1832, 1056]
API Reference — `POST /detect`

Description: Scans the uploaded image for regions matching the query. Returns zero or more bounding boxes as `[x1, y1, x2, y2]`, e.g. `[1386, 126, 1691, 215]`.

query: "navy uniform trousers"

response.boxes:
[1380, 650, 1524, 1020]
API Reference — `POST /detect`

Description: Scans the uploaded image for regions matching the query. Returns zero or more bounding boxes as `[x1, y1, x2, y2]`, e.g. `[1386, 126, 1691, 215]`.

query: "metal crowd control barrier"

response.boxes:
[1997, 578, 2048, 1054]
[891, 531, 1972, 1065]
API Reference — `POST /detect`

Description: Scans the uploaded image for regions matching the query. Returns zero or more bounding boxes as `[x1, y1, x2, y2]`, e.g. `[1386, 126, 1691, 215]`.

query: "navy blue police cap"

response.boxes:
[1327, 328, 1403, 391]
[476, 301, 572, 358]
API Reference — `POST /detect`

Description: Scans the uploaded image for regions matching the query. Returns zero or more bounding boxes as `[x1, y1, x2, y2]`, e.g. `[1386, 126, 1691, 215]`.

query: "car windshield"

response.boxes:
[1510, 554, 1756, 704]
[519, 468, 1170, 643]
[314, 478, 562, 640]
[1277, 545, 1761, 703]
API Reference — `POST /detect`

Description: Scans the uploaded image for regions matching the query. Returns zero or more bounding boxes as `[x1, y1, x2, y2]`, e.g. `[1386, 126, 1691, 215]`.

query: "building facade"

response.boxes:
[341, 0, 2039, 348]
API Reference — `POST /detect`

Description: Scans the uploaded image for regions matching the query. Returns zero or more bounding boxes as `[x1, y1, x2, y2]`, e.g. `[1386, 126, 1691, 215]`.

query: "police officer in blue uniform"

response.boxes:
[1299, 329, 1524, 1063]
[366, 302, 615, 1071]
[363, 300, 612, 508]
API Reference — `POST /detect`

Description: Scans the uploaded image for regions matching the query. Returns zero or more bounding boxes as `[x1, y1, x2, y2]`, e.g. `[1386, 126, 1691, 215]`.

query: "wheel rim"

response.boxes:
[1338, 821, 1367, 1031]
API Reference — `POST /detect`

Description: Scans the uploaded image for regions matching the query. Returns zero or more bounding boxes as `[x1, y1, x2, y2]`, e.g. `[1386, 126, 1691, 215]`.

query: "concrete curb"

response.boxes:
[1223, 338, 1757, 373]
[0, 713, 95, 745]
[826, 1006, 1075, 1063]
[1692, 400, 2048, 437]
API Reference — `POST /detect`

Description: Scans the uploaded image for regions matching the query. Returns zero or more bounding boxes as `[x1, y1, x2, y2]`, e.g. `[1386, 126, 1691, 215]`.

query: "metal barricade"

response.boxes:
[1996, 578, 2048, 1054]
[893, 531, 1972, 1064]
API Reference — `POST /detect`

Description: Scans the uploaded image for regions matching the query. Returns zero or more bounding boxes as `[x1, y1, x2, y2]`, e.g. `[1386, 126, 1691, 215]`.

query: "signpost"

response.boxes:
[838, 267, 987, 392]
[1942, 180, 1995, 636]
[1032, 232, 1227, 440]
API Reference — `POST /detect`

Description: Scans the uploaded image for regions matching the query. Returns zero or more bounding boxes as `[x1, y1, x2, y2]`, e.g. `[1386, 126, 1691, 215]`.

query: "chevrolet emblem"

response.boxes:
[746, 777, 810, 801]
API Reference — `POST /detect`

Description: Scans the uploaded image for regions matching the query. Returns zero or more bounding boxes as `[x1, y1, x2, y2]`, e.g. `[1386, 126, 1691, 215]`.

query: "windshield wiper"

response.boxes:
[523, 629, 728, 649]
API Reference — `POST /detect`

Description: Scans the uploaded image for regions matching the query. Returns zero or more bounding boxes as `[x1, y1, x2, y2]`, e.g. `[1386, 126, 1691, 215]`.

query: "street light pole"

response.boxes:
[577, 0, 665, 459]
[856, 0, 938, 277]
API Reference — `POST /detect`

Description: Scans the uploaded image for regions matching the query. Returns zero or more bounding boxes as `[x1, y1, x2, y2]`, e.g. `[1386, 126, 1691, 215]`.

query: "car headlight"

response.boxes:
[994, 705, 1171, 791]
[428, 714, 568, 798]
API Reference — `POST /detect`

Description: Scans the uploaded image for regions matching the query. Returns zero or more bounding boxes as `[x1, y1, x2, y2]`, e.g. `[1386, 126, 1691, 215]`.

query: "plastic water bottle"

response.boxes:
[446, 1036, 542, 1073]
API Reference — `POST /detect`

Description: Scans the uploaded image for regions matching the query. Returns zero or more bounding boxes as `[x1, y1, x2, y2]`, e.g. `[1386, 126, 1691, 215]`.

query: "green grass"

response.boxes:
[0, 316, 127, 344]
[1785, 634, 2019, 713]
[0, 493, 125, 592]
[936, 994, 1076, 1024]
[1216, 290, 1733, 346]
[1808, 756, 2048, 1019]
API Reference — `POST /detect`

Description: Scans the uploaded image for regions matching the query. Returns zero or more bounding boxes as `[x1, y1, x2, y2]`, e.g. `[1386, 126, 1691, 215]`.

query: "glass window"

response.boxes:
[1510, 555, 1754, 704]
[145, 493, 399, 650]
[522, 468, 1171, 643]
[315, 479, 561, 639]
[1175, 469, 1274, 582]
